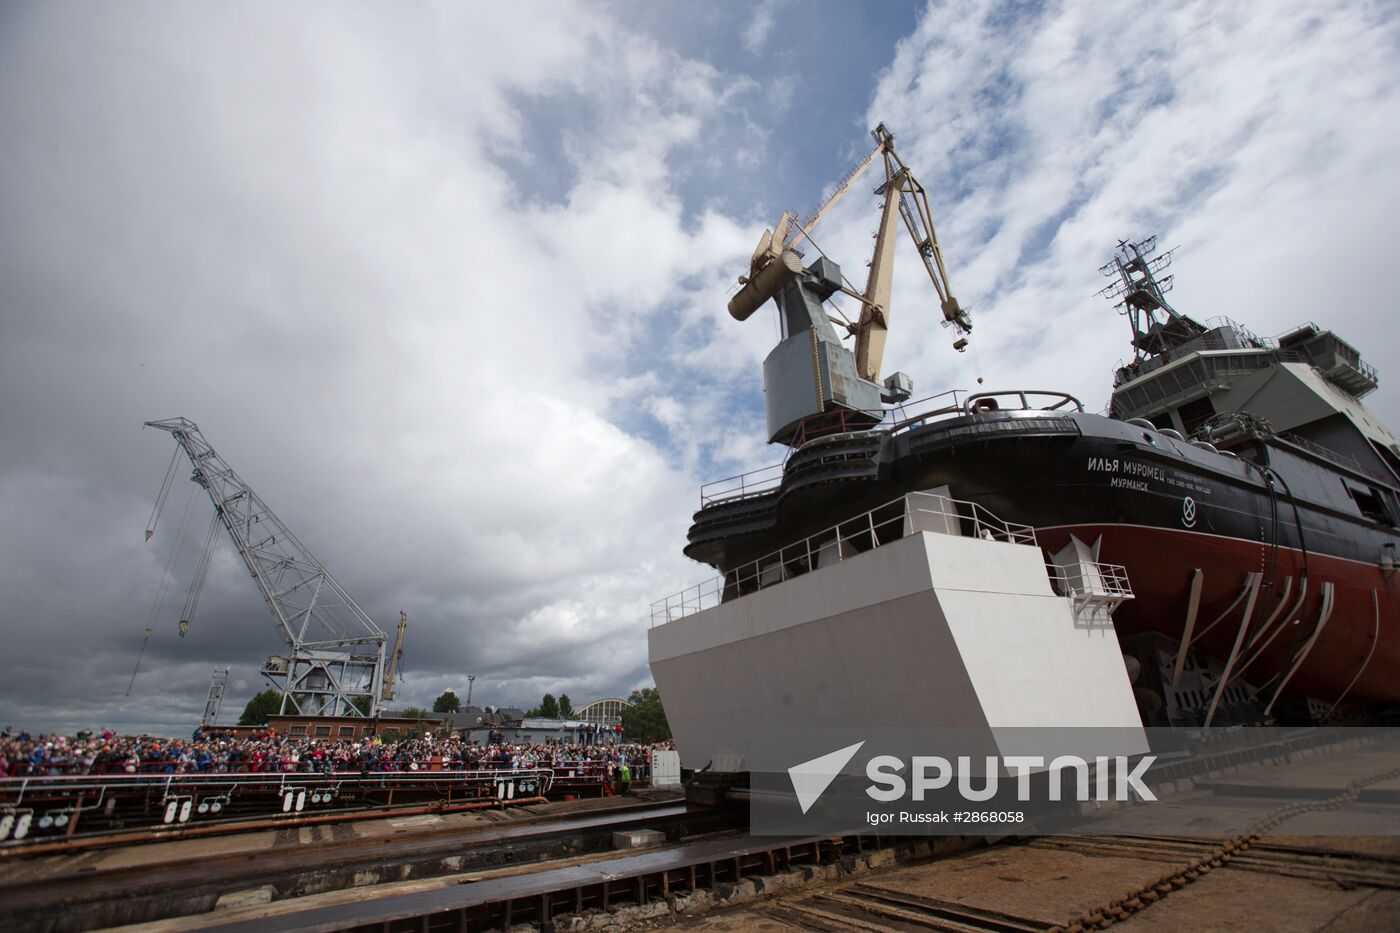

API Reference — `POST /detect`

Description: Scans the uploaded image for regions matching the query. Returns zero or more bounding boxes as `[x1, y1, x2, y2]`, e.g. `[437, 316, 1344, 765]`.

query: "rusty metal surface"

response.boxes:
[3, 798, 707, 931]
[194, 832, 842, 933]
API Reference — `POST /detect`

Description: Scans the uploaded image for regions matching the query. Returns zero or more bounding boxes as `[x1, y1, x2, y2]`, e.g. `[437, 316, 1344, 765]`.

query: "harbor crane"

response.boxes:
[146, 417, 391, 718]
[726, 123, 971, 445]
[381, 611, 408, 703]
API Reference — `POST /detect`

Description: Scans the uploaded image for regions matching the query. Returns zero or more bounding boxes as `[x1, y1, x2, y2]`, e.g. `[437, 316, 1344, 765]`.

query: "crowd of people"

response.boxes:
[0, 725, 672, 781]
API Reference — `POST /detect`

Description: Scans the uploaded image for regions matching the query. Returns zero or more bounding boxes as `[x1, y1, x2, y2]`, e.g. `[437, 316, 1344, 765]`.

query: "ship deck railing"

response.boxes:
[1045, 560, 1135, 628]
[697, 389, 1084, 508]
[653, 492, 1036, 626]
[696, 462, 785, 507]
[698, 390, 972, 507]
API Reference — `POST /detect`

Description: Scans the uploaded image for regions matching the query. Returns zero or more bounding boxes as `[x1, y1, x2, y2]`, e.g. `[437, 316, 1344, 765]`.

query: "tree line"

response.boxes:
[237, 685, 671, 744]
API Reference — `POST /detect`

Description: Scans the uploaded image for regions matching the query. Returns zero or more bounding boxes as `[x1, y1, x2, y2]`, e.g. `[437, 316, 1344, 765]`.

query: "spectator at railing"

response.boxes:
[1, 729, 674, 783]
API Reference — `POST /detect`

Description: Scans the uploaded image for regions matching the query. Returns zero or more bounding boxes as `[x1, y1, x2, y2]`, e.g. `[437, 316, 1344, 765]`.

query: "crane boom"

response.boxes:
[722, 123, 972, 446]
[146, 417, 389, 718]
[793, 142, 882, 244]
[382, 611, 408, 701]
[855, 136, 906, 382]
[853, 124, 969, 381]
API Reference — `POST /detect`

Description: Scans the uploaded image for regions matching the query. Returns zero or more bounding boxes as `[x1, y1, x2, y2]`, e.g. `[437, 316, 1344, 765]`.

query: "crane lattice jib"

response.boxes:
[145, 418, 387, 653]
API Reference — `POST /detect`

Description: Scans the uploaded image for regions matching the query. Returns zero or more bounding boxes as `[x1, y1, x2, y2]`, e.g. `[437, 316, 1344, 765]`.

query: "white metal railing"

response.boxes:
[698, 462, 784, 507]
[1203, 316, 1270, 348]
[1045, 561, 1133, 600]
[1045, 560, 1134, 628]
[698, 392, 970, 508]
[653, 492, 1036, 626]
[697, 388, 1087, 508]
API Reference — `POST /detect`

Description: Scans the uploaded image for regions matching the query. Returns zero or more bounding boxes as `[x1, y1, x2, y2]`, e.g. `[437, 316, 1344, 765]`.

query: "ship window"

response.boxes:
[1179, 398, 1216, 436]
[1344, 480, 1395, 526]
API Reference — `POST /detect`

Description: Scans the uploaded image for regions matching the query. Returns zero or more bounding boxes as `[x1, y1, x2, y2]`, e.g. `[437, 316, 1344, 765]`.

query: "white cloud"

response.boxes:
[5, 0, 1397, 734]
[743, 0, 784, 54]
[0, 2, 765, 731]
[856, 0, 1400, 423]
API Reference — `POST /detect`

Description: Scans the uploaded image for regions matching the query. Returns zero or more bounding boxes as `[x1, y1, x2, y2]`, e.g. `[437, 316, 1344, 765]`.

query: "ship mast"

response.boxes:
[1097, 236, 1206, 362]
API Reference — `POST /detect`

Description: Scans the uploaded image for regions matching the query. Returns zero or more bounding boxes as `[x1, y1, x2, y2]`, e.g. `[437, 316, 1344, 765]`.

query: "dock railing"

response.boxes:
[653, 492, 1036, 626]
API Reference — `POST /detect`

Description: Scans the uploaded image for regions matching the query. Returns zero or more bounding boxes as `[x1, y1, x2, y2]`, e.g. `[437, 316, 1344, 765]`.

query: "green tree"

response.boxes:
[528, 693, 559, 718]
[558, 694, 574, 719]
[350, 695, 372, 716]
[621, 687, 670, 743]
[238, 689, 282, 725]
[400, 706, 430, 721]
[432, 690, 461, 714]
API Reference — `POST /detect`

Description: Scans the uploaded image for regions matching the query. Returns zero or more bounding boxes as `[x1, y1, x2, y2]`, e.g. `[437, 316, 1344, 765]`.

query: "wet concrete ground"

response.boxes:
[678, 846, 1400, 932]
[672, 742, 1400, 932]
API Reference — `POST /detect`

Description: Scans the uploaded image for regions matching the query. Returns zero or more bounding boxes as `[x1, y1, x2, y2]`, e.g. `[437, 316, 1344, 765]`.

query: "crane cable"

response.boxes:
[125, 626, 155, 697]
[178, 511, 222, 636]
[144, 482, 198, 633]
[130, 482, 199, 694]
[145, 447, 181, 541]
[968, 335, 985, 387]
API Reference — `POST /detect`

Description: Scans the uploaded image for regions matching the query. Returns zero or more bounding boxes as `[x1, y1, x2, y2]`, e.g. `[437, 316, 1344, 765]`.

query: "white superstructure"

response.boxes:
[649, 492, 1147, 773]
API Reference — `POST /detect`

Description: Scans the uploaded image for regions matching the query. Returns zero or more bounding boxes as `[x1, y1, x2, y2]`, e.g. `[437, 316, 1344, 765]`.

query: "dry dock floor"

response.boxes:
[676, 744, 1400, 933]
[680, 840, 1400, 933]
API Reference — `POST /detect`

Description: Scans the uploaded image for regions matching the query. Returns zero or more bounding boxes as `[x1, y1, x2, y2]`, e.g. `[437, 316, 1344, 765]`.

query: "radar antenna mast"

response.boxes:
[145, 417, 389, 718]
[1097, 237, 1205, 362]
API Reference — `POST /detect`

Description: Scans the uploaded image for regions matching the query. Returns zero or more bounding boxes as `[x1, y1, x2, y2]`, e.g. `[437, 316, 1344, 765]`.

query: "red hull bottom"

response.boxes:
[1037, 524, 1399, 708]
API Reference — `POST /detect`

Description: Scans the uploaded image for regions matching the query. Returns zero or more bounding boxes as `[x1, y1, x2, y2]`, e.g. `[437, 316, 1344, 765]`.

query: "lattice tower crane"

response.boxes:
[146, 417, 390, 718]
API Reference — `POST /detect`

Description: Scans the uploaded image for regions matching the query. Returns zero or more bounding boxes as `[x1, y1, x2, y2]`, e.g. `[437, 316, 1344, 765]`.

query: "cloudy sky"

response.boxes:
[3, 1, 1397, 734]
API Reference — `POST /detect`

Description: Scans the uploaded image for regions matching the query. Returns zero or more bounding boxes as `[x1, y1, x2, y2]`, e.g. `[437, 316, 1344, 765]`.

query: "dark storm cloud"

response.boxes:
[0, 2, 772, 733]
[8, 1, 1396, 738]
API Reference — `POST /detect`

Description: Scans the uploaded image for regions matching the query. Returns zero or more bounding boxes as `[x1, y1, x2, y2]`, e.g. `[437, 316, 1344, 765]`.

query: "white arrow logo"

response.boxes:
[788, 741, 865, 814]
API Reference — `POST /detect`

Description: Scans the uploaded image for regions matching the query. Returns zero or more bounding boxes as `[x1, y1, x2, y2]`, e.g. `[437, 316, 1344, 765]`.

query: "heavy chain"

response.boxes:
[1047, 765, 1400, 933]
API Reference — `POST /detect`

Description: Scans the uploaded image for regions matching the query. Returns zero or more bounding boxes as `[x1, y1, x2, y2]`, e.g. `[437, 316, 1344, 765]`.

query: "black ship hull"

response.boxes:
[686, 408, 1400, 712]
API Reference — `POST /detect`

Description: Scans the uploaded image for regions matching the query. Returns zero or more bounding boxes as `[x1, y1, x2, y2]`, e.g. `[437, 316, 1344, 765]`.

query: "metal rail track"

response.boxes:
[5, 799, 722, 933]
[1028, 835, 1400, 889]
[752, 837, 1400, 933]
[190, 826, 1400, 933]
[189, 832, 879, 932]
